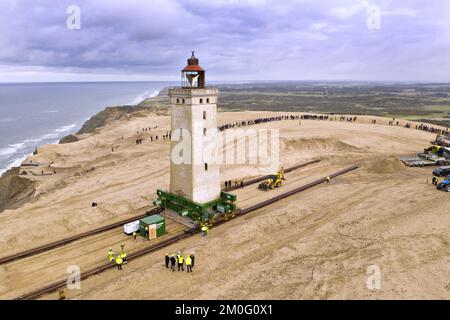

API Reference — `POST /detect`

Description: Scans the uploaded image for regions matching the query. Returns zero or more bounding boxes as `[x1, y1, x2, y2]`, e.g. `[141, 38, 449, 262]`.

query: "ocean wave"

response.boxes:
[44, 110, 60, 113]
[0, 143, 27, 160]
[55, 123, 77, 133]
[0, 123, 79, 171]
[0, 155, 28, 175]
[131, 89, 161, 105]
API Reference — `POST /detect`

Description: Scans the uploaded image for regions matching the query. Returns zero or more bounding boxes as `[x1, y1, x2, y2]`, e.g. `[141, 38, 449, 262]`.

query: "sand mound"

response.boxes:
[0, 167, 36, 213]
[366, 156, 406, 174]
[281, 138, 360, 153]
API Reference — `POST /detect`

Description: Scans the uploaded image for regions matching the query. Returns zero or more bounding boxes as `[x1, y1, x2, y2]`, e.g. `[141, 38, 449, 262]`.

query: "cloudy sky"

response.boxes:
[0, 0, 449, 82]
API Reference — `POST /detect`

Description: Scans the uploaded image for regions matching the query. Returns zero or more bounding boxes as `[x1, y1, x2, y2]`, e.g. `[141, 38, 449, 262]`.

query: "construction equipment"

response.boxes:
[424, 145, 442, 154]
[401, 145, 450, 167]
[258, 167, 285, 191]
[436, 175, 450, 192]
[154, 190, 236, 224]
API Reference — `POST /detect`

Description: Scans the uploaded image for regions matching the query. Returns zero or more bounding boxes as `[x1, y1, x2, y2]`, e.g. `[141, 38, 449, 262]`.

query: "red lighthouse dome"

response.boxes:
[181, 51, 205, 88]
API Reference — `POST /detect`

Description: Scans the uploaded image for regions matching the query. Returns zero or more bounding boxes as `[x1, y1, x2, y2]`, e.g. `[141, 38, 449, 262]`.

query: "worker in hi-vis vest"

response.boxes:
[116, 255, 123, 270]
[177, 254, 184, 271]
[201, 225, 209, 237]
[108, 248, 114, 262]
[186, 255, 192, 273]
[120, 250, 127, 265]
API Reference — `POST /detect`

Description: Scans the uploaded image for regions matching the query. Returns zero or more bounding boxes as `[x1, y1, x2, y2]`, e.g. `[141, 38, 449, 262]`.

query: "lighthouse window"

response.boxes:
[205, 163, 208, 171]
[176, 98, 180, 103]
[203, 128, 207, 136]
[203, 111, 207, 119]
[206, 98, 210, 103]
[182, 99, 185, 104]
[200, 98, 203, 104]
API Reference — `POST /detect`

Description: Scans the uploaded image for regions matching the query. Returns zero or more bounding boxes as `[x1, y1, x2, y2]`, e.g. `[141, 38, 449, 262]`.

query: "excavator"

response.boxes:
[258, 167, 286, 191]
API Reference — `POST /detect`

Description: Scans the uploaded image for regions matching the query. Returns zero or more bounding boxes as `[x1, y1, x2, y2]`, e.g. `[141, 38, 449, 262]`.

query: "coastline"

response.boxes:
[0, 88, 164, 175]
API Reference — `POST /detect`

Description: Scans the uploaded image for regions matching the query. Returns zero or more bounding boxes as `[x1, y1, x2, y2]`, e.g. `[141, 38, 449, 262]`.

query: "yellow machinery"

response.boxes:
[258, 167, 285, 191]
[424, 145, 442, 154]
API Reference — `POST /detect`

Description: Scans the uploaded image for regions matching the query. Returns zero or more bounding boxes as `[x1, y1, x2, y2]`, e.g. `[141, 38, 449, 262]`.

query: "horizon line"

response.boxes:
[2, 80, 450, 85]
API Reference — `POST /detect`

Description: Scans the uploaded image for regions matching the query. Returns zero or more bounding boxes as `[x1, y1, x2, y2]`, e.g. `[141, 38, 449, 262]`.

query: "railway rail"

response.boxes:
[1, 159, 320, 266]
[0, 207, 163, 265]
[15, 164, 358, 300]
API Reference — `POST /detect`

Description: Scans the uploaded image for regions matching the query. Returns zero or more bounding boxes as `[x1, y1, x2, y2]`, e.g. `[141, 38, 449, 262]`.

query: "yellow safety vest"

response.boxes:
[201, 226, 207, 232]
[178, 256, 184, 264]
[120, 252, 127, 258]
[186, 257, 192, 266]
[116, 257, 123, 265]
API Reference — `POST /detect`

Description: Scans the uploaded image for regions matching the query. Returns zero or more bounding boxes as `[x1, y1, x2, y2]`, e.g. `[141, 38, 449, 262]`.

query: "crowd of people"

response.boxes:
[165, 251, 195, 273]
[224, 179, 244, 190]
[109, 243, 128, 271]
[216, 113, 448, 138]
[218, 115, 299, 131]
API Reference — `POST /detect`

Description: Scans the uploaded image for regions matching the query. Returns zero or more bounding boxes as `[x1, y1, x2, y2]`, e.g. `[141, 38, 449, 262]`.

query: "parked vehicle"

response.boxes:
[436, 175, 450, 192]
[432, 166, 450, 177]
[123, 220, 140, 235]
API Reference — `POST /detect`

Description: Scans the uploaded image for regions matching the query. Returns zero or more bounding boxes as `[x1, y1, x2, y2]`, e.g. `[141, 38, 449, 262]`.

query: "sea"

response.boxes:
[0, 81, 175, 174]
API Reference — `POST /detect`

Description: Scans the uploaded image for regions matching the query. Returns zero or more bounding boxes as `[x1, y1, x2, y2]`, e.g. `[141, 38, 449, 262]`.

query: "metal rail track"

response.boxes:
[14, 164, 358, 300]
[226, 159, 320, 191]
[1, 160, 320, 266]
[0, 207, 164, 265]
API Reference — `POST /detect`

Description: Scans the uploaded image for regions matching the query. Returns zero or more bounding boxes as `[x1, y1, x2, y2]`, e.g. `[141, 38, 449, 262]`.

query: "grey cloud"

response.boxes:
[0, 0, 449, 82]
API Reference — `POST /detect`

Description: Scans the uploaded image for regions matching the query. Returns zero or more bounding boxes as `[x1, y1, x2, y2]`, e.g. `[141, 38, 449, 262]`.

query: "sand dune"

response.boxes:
[0, 110, 449, 300]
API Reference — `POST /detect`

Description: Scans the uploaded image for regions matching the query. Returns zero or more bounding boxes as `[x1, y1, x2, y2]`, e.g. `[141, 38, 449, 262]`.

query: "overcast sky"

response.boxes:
[0, 0, 449, 82]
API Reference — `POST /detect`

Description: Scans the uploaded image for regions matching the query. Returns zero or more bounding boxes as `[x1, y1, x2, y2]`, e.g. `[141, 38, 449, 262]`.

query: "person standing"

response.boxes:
[190, 252, 195, 269]
[186, 255, 192, 273]
[108, 248, 114, 262]
[116, 255, 123, 270]
[133, 231, 137, 241]
[165, 254, 170, 269]
[326, 176, 331, 184]
[178, 254, 184, 271]
[201, 225, 209, 237]
[120, 250, 127, 265]
[170, 254, 176, 272]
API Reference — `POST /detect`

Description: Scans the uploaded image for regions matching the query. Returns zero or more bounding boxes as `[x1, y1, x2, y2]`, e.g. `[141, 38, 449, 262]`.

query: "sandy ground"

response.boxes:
[0, 111, 449, 300]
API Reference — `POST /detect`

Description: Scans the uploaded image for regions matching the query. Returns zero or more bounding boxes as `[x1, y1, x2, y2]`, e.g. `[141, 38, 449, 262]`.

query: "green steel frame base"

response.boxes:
[153, 189, 237, 223]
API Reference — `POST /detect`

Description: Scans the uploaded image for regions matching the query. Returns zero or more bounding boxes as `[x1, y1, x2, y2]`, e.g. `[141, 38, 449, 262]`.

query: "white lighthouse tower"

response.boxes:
[168, 52, 221, 204]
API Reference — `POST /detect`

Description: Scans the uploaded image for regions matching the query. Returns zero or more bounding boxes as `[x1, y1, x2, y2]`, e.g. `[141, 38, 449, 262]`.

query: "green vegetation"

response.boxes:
[140, 82, 450, 128]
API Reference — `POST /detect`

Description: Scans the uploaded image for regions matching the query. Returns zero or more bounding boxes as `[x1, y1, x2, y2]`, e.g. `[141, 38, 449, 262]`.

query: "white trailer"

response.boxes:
[123, 220, 140, 235]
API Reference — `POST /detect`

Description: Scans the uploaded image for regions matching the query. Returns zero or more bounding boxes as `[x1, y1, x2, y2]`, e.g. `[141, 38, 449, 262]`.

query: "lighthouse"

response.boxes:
[154, 52, 236, 223]
[169, 52, 220, 203]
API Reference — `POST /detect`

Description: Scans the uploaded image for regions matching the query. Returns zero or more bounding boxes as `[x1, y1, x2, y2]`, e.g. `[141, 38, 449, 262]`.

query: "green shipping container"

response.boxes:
[139, 214, 166, 239]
